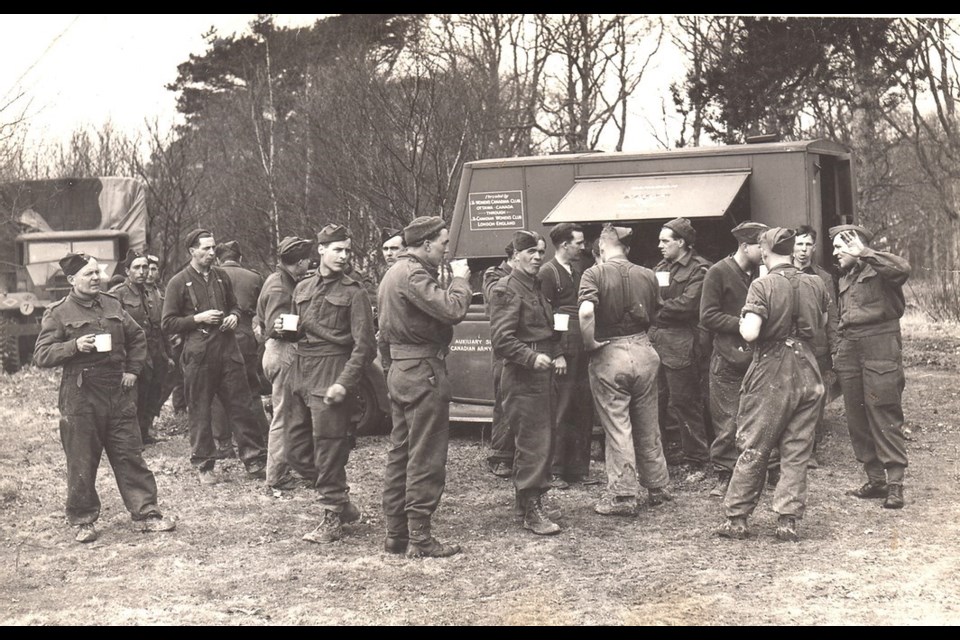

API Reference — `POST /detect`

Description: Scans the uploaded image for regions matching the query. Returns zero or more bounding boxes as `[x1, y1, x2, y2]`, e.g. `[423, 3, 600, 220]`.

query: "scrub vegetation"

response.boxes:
[1, 316, 958, 625]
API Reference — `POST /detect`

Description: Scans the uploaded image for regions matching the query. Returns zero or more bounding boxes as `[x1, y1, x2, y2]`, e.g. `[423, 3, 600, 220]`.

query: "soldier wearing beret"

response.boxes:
[109, 249, 174, 445]
[717, 228, 830, 542]
[161, 229, 268, 484]
[256, 236, 314, 490]
[793, 225, 840, 468]
[378, 216, 472, 558]
[211, 240, 270, 459]
[699, 221, 767, 498]
[273, 225, 376, 543]
[830, 224, 911, 509]
[482, 241, 517, 478]
[651, 217, 713, 480]
[34, 253, 176, 543]
[579, 224, 671, 517]
[489, 230, 563, 536]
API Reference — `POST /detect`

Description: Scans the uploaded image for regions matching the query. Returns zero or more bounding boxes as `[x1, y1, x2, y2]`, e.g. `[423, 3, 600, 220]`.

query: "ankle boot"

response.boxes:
[406, 518, 460, 558]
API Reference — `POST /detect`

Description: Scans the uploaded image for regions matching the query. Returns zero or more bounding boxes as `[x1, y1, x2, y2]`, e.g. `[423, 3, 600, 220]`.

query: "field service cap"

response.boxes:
[731, 221, 769, 244]
[216, 240, 241, 259]
[147, 254, 160, 265]
[278, 236, 311, 259]
[603, 223, 633, 243]
[184, 228, 212, 249]
[828, 224, 873, 244]
[663, 217, 696, 246]
[761, 227, 797, 256]
[403, 216, 445, 246]
[512, 230, 542, 252]
[59, 252, 93, 277]
[380, 228, 403, 244]
[317, 224, 350, 244]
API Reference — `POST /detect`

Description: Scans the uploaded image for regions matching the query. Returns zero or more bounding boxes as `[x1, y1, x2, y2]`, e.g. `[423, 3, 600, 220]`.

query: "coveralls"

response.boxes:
[378, 254, 472, 540]
[34, 291, 164, 525]
[579, 257, 670, 499]
[724, 264, 829, 519]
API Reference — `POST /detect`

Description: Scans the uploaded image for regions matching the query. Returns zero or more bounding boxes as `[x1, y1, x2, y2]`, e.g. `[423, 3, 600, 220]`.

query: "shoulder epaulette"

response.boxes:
[47, 296, 68, 310]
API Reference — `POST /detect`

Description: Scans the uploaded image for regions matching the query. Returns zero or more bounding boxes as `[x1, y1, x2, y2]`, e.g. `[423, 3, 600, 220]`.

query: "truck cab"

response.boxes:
[445, 139, 857, 423]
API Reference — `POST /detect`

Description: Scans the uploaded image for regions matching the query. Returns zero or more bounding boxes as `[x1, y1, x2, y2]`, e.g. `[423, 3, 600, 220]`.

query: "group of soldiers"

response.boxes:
[34, 210, 911, 550]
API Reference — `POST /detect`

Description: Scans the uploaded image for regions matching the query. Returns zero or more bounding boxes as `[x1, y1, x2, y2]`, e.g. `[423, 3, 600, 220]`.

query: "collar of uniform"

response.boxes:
[606, 256, 630, 263]
[187, 264, 214, 281]
[277, 265, 299, 288]
[500, 260, 513, 273]
[221, 260, 241, 268]
[510, 267, 538, 291]
[768, 263, 797, 276]
[675, 250, 694, 267]
[125, 278, 145, 291]
[68, 290, 100, 308]
[315, 269, 355, 286]
[403, 253, 439, 275]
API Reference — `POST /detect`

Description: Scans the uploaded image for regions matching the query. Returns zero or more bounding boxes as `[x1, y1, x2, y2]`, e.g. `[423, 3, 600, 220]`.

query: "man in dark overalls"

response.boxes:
[161, 229, 268, 485]
[110, 250, 173, 445]
[579, 224, 671, 516]
[699, 221, 767, 498]
[212, 240, 270, 458]
[34, 253, 176, 543]
[256, 236, 314, 490]
[489, 230, 563, 536]
[378, 216, 472, 558]
[540, 222, 595, 488]
[274, 225, 376, 543]
[650, 217, 712, 481]
[830, 224, 911, 509]
[717, 228, 830, 542]
[482, 241, 516, 478]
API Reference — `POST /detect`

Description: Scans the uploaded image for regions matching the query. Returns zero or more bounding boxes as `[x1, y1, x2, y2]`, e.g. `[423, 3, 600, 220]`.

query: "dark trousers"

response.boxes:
[724, 343, 823, 519]
[182, 336, 267, 471]
[58, 374, 161, 525]
[487, 356, 515, 465]
[135, 362, 156, 441]
[502, 361, 555, 504]
[551, 349, 593, 480]
[650, 326, 710, 466]
[708, 354, 747, 474]
[835, 332, 908, 484]
[382, 356, 451, 528]
[281, 352, 354, 508]
[211, 347, 270, 446]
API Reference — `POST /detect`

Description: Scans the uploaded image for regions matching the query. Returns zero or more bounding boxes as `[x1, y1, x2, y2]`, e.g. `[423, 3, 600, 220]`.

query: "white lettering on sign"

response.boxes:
[468, 190, 525, 231]
[449, 337, 492, 353]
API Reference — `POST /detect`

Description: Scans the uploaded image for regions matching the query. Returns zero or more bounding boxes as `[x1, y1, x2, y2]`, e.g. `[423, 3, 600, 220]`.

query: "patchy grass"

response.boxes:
[2, 325, 960, 625]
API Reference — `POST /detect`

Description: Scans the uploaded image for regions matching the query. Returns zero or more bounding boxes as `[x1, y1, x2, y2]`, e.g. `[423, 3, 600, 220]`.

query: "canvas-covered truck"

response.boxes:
[445, 138, 856, 423]
[0, 177, 148, 373]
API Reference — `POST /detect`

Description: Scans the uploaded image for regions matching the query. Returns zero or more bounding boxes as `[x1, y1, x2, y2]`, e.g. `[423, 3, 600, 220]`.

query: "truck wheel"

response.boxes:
[0, 316, 22, 374]
[355, 375, 390, 436]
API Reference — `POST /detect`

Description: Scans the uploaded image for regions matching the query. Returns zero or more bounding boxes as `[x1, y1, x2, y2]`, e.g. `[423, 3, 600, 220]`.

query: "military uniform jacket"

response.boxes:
[290, 271, 375, 391]
[219, 260, 264, 354]
[110, 278, 167, 367]
[489, 268, 558, 368]
[653, 250, 711, 328]
[34, 291, 147, 379]
[482, 260, 513, 313]
[700, 255, 756, 370]
[256, 267, 298, 342]
[837, 248, 911, 338]
[377, 254, 472, 365]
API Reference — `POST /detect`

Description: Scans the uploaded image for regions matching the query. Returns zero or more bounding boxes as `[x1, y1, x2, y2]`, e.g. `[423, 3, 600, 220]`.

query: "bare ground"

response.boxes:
[1, 321, 959, 625]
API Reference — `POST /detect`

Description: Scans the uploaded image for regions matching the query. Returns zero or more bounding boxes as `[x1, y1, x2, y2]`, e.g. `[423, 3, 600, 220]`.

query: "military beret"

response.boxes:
[548, 222, 581, 246]
[125, 248, 148, 268]
[403, 216, 446, 246]
[317, 224, 350, 244]
[215, 240, 241, 259]
[761, 227, 797, 256]
[663, 217, 696, 246]
[380, 227, 403, 245]
[278, 236, 312, 259]
[512, 230, 542, 253]
[59, 252, 93, 277]
[146, 254, 160, 265]
[731, 221, 769, 245]
[828, 224, 873, 244]
[184, 228, 212, 249]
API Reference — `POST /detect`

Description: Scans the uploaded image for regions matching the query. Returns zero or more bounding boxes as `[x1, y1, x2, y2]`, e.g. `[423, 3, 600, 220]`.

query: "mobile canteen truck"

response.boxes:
[0, 177, 148, 373]
[445, 138, 856, 423]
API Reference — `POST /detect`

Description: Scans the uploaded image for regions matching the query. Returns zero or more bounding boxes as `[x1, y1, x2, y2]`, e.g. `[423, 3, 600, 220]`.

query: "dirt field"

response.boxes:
[1, 316, 959, 625]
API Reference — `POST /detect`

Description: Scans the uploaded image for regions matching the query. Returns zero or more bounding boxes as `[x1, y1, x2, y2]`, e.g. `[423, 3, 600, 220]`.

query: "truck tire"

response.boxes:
[355, 375, 390, 436]
[0, 316, 22, 374]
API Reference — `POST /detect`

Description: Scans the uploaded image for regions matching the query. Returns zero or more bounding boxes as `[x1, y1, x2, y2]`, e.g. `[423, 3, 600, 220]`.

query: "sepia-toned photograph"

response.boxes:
[1, 13, 958, 625]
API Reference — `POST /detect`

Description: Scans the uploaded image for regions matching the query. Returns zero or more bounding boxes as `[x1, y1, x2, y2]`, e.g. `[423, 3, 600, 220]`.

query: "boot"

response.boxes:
[594, 494, 638, 517]
[514, 493, 561, 520]
[406, 518, 460, 558]
[775, 515, 799, 542]
[847, 480, 888, 499]
[648, 487, 673, 507]
[302, 509, 342, 544]
[75, 523, 98, 543]
[709, 471, 731, 498]
[341, 501, 362, 524]
[522, 495, 562, 536]
[384, 515, 409, 554]
[716, 516, 750, 540]
[883, 483, 904, 509]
